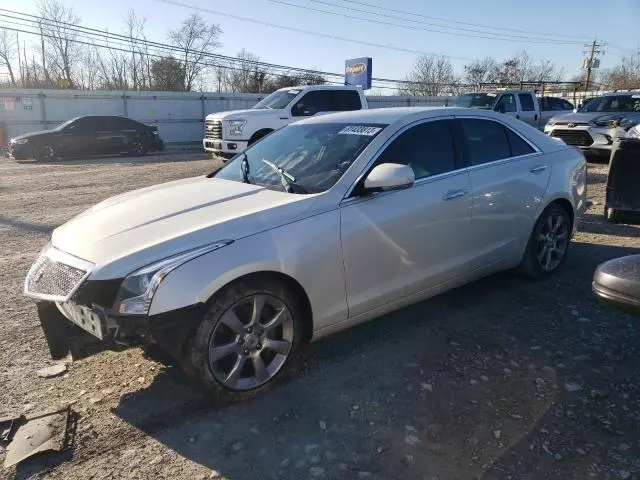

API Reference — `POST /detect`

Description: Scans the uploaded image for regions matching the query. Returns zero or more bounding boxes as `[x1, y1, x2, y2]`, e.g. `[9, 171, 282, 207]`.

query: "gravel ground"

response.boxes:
[0, 155, 638, 480]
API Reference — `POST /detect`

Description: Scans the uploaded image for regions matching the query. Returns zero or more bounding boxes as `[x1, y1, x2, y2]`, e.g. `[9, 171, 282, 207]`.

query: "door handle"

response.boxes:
[516, 114, 520, 119]
[442, 189, 468, 201]
[534, 114, 538, 121]
[530, 165, 548, 174]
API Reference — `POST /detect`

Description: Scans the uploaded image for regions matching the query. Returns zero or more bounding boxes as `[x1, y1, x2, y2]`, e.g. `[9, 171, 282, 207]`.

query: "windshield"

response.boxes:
[252, 89, 300, 109]
[455, 93, 497, 109]
[214, 122, 385, 193]
[579, 95, 640, 113]
[55, 117, 80, 130]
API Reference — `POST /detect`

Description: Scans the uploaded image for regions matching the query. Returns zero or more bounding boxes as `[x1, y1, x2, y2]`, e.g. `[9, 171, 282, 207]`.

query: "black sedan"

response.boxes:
[9, 115, 165, 161]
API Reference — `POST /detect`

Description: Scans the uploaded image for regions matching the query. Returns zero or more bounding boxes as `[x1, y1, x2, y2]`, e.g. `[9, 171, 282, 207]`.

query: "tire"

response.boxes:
[248, 129, 272, 146]
[519, 203, 572, 279]
[129, 138, 148, 156]
[181, 276, 306, 403]
[604, 205, 619, 223]
[34, 144, 57, 162]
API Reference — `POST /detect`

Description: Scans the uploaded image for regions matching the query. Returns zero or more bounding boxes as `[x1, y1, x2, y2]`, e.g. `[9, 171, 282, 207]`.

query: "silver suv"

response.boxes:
[544, 91, 640, 159]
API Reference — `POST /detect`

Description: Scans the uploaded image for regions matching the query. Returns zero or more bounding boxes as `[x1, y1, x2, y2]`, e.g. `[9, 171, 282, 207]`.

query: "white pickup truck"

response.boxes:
[203, 85, 368, 158]
[455, 90, 574, 130]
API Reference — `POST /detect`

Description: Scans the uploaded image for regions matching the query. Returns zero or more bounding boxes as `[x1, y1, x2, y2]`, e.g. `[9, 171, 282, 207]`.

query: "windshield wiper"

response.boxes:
[240, 152, 251, 184]
[261, 159, 298, 193]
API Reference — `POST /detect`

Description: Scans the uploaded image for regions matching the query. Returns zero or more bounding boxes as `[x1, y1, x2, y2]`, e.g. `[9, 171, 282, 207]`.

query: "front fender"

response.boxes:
[149, 209, 348, 333]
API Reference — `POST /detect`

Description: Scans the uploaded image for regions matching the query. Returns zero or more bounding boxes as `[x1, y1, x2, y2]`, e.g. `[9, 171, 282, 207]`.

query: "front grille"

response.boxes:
[26, 255, 87, 300]
[551, 129, 594, 147]
[554, 122, 589, 127]
[204, 120, 222, 140]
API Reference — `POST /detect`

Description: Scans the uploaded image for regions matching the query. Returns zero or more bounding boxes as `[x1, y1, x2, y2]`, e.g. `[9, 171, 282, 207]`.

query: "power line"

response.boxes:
[301, 0, 585, 44]
[152, 0, 478, 62]
[339, 0, 593, 41]
[0, 14, 410, 90]
[270, 0, 583, 45]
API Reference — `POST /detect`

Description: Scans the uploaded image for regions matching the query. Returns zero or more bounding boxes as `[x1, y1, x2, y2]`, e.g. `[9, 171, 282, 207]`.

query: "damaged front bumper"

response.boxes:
[37, 300, 203, 362]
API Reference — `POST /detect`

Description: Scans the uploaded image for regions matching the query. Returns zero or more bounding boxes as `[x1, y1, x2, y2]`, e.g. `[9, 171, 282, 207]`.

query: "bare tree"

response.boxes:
[151, 56, 185, 91]
[221, 49, 270, 93]
[463, 57, 501, 85]
[601, 55, 640, 90]
[122, 10, 150, 90]
[263, 71, 326, 92]
[0, 27, 17, 86]
[37, 0, 84, 88]
[400, 55, 458, 96]
[168, 13, 221, 91]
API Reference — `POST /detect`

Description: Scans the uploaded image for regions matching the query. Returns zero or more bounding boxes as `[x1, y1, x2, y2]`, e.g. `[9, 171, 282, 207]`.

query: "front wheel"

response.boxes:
[519, 203, 571, 279]
[34, 144, 58, 162]
[181, 277, 305, 402]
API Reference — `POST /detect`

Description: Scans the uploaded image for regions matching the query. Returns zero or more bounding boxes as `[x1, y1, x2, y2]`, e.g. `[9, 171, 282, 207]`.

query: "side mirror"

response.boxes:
[494, 103, 505, 114]
[363, 163, 415, 193]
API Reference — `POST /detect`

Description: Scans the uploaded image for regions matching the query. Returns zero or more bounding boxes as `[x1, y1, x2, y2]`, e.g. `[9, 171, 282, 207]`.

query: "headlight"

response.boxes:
[226, 119, 247, 136]
[116, 240, 233, 315]
[627, 125, 640, 140]
[546, 119, 557, 127]
[11, 138, 28, 145]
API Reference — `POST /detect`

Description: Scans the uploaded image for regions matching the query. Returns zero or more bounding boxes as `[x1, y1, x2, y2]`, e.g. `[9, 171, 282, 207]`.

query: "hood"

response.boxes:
[52, 177, 317, 279]
[12, 129, 56, 141]
[549, 112, 602, 123]
[206, 109, 280, 121]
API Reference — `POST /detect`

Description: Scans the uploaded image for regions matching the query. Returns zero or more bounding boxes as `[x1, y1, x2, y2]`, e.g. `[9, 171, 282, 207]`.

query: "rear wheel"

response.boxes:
[130, 138, 148, 156]
[182, 277, 305, 402]
[519, 203, 571, 279]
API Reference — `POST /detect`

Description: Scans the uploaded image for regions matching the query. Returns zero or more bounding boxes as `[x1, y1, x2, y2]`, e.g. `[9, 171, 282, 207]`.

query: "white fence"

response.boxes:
[0, 89, 452, 147]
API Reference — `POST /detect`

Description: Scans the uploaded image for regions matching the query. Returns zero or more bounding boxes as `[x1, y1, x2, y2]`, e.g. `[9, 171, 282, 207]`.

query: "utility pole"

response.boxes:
[583, 39, 604, 94]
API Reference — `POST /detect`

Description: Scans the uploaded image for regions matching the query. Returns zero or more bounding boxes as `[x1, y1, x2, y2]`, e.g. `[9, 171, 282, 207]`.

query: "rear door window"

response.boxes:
[456, 119, 512, 166]
[505, 128, 535, 157]
[518, 94, 536, 111]
[328, 90, 362, 111]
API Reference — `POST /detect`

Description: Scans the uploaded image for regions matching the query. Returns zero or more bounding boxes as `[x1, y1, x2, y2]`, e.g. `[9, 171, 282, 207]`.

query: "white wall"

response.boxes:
[0, 89, 451, 147]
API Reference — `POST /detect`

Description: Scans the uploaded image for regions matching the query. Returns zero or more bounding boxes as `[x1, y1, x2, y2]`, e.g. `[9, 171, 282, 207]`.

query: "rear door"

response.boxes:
[517, 93, 539, 128]
[99, 117, 130, 154]
[454, 117, 551, 270]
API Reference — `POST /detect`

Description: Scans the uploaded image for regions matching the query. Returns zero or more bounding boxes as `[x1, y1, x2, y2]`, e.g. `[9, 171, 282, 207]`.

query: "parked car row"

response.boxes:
[24, 106, 586, 402]
[8, 115, 165, 161]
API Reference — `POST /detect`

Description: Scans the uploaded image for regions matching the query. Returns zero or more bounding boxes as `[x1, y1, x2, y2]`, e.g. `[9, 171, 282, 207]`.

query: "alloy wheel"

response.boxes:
[132, 140, 145, 155]
[537, 212, 569, 272]
[208, 294, 294, 391]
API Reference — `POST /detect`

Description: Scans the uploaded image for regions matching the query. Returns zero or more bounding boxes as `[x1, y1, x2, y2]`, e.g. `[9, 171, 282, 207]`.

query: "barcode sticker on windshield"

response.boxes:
[338, 126, 382, 136]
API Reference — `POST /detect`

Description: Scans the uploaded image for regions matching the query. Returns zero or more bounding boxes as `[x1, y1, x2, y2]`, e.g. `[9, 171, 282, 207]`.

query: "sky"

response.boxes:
[2, 0, 639, 84]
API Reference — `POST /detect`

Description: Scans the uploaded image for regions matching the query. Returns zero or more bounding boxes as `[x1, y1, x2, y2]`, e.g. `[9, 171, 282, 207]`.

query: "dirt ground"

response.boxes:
[0, 153, 639, 480]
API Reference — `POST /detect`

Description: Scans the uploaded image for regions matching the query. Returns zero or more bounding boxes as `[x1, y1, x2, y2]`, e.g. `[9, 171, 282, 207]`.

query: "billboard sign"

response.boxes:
[345, 57, 372, 90]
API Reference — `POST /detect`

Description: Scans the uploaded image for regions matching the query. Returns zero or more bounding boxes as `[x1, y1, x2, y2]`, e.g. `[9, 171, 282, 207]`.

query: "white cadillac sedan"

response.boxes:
[24, 107, 586, 402]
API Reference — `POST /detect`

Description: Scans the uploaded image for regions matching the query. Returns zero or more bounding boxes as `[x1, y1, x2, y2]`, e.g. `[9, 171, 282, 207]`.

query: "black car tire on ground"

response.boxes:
[129, 138, 148, 157]
[181, 276, 306, 403]
[518, 203, 572, 279]
[34, 144, 58, 162]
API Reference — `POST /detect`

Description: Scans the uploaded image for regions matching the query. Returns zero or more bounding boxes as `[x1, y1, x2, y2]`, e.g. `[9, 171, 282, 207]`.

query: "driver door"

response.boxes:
[494, 94, 519, 121]
[339, 119, 473, 317]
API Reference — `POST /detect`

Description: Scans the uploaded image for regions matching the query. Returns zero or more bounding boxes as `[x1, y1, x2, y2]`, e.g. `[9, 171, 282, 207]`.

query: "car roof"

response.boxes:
[601, 90, 640, 96]
[296, 106, 514, 125]
[276, 85, 362, 92]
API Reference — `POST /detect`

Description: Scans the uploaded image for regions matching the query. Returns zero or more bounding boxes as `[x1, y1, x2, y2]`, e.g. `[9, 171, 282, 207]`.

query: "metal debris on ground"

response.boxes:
[0, 415, 26, 444]
[3, 407, 77, 468]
